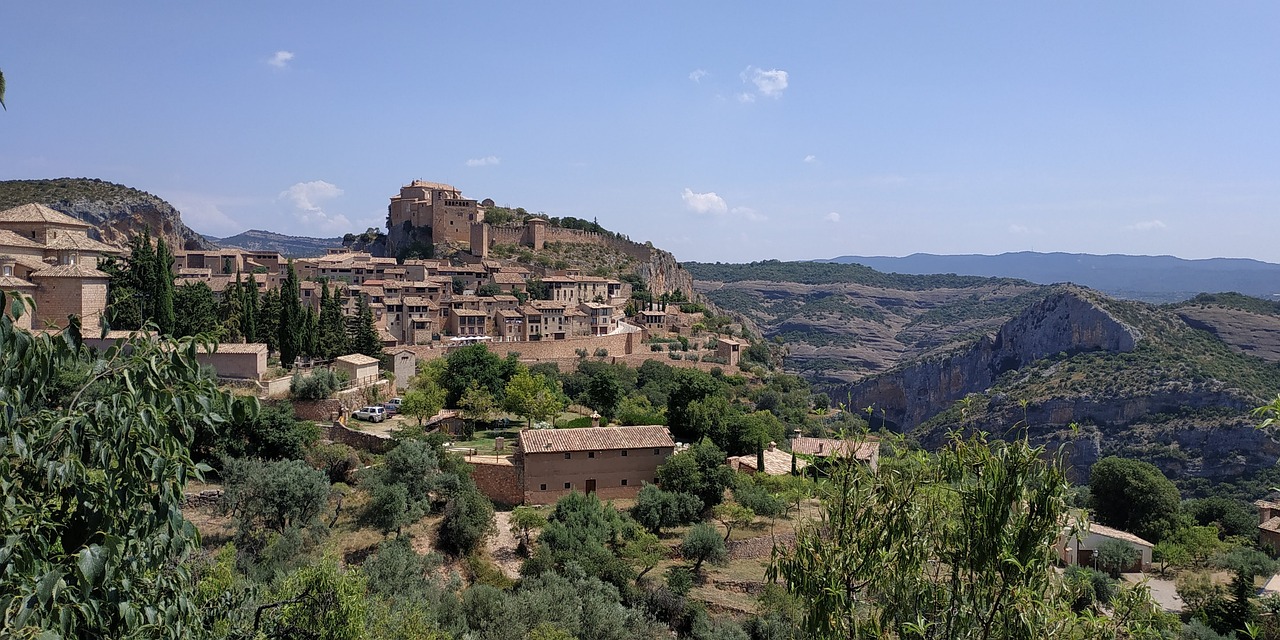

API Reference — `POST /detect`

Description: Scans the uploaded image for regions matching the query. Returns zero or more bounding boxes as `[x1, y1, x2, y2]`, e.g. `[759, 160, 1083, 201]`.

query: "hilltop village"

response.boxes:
[7, 180, 1280, 639]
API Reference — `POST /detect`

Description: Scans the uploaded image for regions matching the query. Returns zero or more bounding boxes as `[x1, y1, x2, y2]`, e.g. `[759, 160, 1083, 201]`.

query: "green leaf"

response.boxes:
[0, 69, 6, 111]
[78, 544, 107, 585]
[36, 569, 63, 605]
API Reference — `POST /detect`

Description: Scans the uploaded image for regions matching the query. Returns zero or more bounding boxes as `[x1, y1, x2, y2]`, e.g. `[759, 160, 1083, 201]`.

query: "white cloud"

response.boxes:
[1124, 219, 1167, 231]
[732, 206, 767, 222]
[688, 69, 708, 82]
[681, 188, 728, 215]
[741, 66, 789, 98]
[279, 180, 352, 234]
[736, 92, 756, 104]
[823, 212, 841, 223]
[268, 50, 295, 69]
[1008, 224, 1045, 235]
[167, 193, 247, 237]
[804, 155, 818, 164]
[466, 155, 501, 167]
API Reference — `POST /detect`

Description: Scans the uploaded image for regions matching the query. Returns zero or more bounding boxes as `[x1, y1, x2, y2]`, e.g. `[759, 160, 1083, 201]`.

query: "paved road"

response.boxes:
[1124, 573, 1183, 613]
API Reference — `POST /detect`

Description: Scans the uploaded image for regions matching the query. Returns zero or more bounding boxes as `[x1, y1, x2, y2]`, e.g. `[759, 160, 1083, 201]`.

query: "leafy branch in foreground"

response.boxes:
[0, 292, 257, 638]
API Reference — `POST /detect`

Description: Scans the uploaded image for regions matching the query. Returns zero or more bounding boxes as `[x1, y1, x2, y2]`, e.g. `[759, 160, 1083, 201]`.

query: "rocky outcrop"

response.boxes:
[0, 178, 215, 251]
[634, 245, 696, 300]
[845, 290, 1141, 429]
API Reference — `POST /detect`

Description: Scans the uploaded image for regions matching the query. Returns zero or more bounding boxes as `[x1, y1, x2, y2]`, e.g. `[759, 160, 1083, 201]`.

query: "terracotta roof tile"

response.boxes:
[519, 426, 673, 454]
[0, 203, 91, 228]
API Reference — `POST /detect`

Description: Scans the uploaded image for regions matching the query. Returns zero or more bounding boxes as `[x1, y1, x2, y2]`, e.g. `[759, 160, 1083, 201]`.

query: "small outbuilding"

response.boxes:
[335, 353, 381, 386]
[518, 425, 675, 504]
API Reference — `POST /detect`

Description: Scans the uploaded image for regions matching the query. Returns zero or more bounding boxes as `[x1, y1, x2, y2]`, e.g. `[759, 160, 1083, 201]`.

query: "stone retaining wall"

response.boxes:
[726, 531, 796, 560]
[323, 422, 395, 454]
[466, 457, 524, 506]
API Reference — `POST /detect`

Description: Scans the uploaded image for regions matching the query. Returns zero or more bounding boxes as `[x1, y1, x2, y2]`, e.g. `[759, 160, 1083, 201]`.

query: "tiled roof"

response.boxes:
[30, 263, 108, 278]
[519, 425, 674, 454]
[451, 308, 488, 317]
[0, 203, 91, 228]
[43, 232, 120, 253]
[197, 342, 268, 355]
[336, 353, 380, 366]
[1262, 516, 1280, 534]
[0, 275, 36, 288]
[728, 447, 806, 475]
[1088, 523, 1155, 548]
[492, 272, 526, 284]
[790, 436, 879, 462]
[0, 230, 44, 249]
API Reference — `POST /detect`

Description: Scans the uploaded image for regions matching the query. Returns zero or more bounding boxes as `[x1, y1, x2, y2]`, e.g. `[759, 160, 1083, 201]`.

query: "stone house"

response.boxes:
[0, 203, 120, 329]
[194, 343, 269, 380]
[790, 434, 880, 472]
[518, 425, 676, 504]
[716, 337, 746, 367]
[335, 353, 381, 386]
[1257, 499, 1280, 551]
[1056, 522, 1154, 572]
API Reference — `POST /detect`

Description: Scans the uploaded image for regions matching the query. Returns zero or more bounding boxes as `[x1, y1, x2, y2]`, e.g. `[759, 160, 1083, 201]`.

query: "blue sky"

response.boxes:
[3, 2, 1278, 263]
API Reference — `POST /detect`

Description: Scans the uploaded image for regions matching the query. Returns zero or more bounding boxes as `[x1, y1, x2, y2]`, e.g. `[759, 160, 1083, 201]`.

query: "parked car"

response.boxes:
[383, 397, 403, 415]
[353, 406, 386, 423]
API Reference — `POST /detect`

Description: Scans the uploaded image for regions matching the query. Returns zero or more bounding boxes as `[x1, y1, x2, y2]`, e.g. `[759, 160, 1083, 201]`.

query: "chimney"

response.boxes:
[768, 441, 777, 451]
[591, 412, 601, 428]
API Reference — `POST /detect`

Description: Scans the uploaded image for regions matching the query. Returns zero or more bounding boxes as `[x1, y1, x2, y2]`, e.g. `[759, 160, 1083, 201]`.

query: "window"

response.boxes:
[621, 449, 628, 457]
[653, 448, 661, 455]
[588, 451, 595, 459]
[540, 484, 547, 491]
[563, 482, 571, 489]
[621, 479, 628, 486]
[564, 452, 571, 459]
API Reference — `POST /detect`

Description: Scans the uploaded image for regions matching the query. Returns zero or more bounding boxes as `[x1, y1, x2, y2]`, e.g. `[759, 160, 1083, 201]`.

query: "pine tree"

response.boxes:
[351, 294, 382, 359]
[278, 261, 303, 367]
[154, 236, 176, 335]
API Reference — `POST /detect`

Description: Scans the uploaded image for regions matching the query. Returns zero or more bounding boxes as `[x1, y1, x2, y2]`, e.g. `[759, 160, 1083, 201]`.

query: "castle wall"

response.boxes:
[489, 331, 634, 362]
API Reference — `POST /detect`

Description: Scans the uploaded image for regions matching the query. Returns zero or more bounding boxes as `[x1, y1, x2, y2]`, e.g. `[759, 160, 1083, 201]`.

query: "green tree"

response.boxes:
[219, 273, 245, 341]
[766, 432, 1169, 639]
[257, 288, 282, 354]
[524, 492, 635, 590]
[630, 484, 701, 534]
[154, 235, 176, 335]
[242, 272, 259, 342]
[666, 368, 724, 441]
[505, 368, 566, 429]
[1094, 539, 1140, 578]
[173, 280, 219, 338]
[585, 366, 625, 423]
[712, 501, 755, 541]
[459, 381, 499, 429]
[360, 440, 443, 536]
[656, 438, 734, 511]
[510, 505, 548, 552]
[266, 558, 368, 640]
[219, 457, 330, 534]
[301, 304, 319, 358]
[1089, 456, 1182, 543]
[680, 523, 727, 575]
[318, 281, 348, 358]
[278, 261, 304, 366]
[352, 293, 382, 358]
[437, 478, 495, 556]
[0, 300, 252, 638]
[442, 343, 513, 407]
[401, 386, 445, 427]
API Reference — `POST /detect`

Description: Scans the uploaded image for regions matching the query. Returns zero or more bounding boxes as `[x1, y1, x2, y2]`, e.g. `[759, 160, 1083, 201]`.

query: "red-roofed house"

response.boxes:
[517, 425, 675, 504]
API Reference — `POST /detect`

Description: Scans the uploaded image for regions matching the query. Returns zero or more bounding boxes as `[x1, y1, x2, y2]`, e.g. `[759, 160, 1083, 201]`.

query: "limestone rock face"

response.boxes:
[634, 245, 696, 300]
[845, 290, 1141, 429]
[0, 178, 214, 251]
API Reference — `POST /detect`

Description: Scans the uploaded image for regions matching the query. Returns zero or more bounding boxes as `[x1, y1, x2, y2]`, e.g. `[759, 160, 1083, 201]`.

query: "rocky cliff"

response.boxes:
[846, 289, 1142, 429]
[0, 178, 214, 251]
[635, 244, 696, 300]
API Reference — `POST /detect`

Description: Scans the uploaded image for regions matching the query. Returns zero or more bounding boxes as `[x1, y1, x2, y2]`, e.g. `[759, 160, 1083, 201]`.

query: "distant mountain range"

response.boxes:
[819, 252, 1280, 303]
[203, 229, 345, 258]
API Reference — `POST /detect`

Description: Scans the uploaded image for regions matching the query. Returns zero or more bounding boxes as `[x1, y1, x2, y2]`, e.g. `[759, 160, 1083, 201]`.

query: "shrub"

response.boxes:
[1095, 539, 1140, 578]
[593, 348, 609, 357]
[290, 368, 340, 400]
[306, 442, 362, 484]
[219, 457, 330, 534]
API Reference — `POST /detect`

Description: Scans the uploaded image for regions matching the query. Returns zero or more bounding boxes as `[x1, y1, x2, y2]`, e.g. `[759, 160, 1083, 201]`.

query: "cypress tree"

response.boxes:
[153, 236, 176, 335]
[352, 294, 382, 359]
[220, 272, 244, 342]
[257, 288, 281, 355]
[278, 261, 303, 367]
[757, 439, 766, 474]
[243, 272, 259, 342]
[326, 284, 349, 357]
[301, 305, 319, 358]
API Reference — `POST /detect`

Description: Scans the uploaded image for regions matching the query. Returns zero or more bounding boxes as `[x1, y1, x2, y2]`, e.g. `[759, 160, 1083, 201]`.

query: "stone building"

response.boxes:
[517, 425, 675, 504]
[387, 181, 485, 249]
[0, 203, 120, 329]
